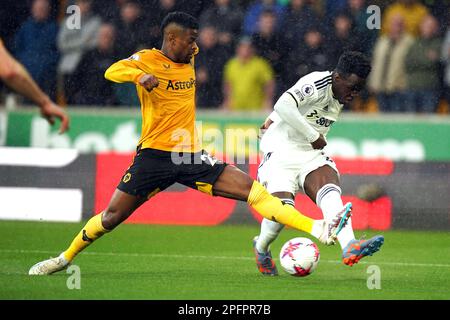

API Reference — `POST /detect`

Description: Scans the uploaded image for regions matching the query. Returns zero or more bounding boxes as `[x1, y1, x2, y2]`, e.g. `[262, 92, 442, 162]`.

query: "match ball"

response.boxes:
[279, 237, 320, 277]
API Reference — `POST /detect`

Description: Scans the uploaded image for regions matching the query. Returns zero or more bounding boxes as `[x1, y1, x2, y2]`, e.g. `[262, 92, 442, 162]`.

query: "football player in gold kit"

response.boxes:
[29, 12, 350, 275]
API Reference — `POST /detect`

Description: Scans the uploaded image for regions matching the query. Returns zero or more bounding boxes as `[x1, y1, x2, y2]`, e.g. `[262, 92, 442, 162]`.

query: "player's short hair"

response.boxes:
[161, 12, 199, 33]
[335, 51, 371, 79]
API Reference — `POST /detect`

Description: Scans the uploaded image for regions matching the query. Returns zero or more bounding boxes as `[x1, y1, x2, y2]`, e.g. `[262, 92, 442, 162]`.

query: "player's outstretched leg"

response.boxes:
[28, 212, 109, 275]
[29, 189, 145, 275]
[304, 166, 383, 265]
[213, 166, 351, 243]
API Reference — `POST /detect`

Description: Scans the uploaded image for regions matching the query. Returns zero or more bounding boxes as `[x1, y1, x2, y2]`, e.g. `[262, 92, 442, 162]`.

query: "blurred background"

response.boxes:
[1, 0, 449, 112]
[0, 0, 449, 231]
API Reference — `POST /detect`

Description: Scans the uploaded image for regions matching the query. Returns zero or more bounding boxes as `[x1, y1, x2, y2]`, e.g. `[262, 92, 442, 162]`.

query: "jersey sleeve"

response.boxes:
[104, 51, 147, 84]
[273, 92, 320, 143]
[284, 76, 319, 111]
[272, 74, 323, 143]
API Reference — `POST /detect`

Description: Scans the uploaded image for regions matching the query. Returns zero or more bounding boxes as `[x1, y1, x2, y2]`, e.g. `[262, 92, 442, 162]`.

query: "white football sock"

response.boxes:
[311, 219, 325, 240]
[256, 218, 284, 253]
[336, 217, 355, 249]
[316, 184, 355, 249]
[255, 198, 292, 253]
[316, 184, 343, 222]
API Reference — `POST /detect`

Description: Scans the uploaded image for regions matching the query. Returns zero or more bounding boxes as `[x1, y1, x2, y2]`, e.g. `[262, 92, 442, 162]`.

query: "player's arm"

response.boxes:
[273, 92, 326, 149]
[0, 41, 69, 133]
[104, 56, 159, 92]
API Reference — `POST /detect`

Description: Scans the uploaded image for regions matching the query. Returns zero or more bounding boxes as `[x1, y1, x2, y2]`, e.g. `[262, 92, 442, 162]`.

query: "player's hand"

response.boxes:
[139, 74, 159, 92]
[260, 118, 273, 130]
[40, 101, 70, 134]
[311, 134, 327, 149]
[258, 118, 274, 139]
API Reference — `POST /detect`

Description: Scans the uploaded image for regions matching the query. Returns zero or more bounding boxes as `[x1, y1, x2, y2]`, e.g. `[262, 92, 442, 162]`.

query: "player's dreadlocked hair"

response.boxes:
[161, 12, 199, 33]
[335, 51, 372, 79]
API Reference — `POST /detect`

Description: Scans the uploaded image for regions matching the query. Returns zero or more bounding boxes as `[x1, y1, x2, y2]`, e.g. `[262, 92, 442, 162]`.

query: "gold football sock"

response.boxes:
[247, 181, 314, 233]
[63, 212, 110, 262]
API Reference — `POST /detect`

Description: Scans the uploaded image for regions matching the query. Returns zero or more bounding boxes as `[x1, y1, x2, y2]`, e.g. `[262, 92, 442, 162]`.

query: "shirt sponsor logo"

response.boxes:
[166, 78, 196, 90]
[306, 109, 335, 127]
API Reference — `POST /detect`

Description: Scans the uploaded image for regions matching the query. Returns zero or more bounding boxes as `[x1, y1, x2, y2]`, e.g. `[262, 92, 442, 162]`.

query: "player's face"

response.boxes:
[173, 28, 198, 64]
[334, 73, 365, 104]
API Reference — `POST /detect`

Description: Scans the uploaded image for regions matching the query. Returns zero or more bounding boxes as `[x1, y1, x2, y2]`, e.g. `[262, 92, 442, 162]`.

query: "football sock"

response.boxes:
[316, 184, 355, 249]
[247, 181, 314, 234]
[336, 217, 355, 249]
[63, 212, 110, 262]
[256, 217, 285, 253]
[316, 184, 343, 222]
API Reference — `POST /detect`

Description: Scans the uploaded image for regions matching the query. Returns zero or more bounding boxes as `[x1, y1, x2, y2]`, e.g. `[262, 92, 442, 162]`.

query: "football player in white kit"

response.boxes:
[254, 51, 384, 275]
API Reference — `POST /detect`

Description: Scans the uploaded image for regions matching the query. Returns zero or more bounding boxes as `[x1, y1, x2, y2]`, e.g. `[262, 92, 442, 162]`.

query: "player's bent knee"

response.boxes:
[101, 208, 128, 230]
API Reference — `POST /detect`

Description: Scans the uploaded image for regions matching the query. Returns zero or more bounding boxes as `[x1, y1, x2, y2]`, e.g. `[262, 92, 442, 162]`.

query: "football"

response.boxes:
[279, 237, 320, 277]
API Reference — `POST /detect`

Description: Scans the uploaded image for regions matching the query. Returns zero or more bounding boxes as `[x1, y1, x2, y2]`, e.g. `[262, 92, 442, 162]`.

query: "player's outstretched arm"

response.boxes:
[0, 41, 69, 133]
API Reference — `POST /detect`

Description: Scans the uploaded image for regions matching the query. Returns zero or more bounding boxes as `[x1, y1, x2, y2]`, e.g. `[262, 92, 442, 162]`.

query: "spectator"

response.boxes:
[196, 25, 231, 108]
[345, 0, 377, 55]
[285, 27, 331, 86]
[324, 0, 347, 20]
[146, 0, 179, 48]
[0, 2, 31, 49]
[57, 0, 101, 104]
[381, 0, 429, 38]
[442, 23, 450, 107]
[92, 0, 128, 22]
[281, 0, 320, 46]
[251, 9, 288, 96]
[176, 0, 211, 18]
[423, 0, 449, 35]
[404, 15, 442, 113]
[325, 11, 371, 112]
[199, 0, 244, 50]
[243, 0, 286, 36]
[14, 0, 59, 100]
[71, 24, 118, 106]
[326, 12, 362, 68]
[368, 15, 414, 112]
[113, 0, 147, 59]
[222, 37, 275, 111]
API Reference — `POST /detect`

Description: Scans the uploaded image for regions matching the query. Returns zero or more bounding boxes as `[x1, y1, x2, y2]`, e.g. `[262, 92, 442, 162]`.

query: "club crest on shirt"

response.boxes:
[127, 54, 140, 61]
[301, 84, 314, 97]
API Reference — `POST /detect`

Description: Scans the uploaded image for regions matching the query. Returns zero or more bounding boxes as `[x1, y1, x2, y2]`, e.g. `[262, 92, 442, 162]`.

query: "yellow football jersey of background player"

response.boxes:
[105, 48, 200, 152]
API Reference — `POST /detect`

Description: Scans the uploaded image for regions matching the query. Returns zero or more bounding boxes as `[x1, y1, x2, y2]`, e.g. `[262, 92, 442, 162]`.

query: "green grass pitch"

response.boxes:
[0, 220, 449, 300]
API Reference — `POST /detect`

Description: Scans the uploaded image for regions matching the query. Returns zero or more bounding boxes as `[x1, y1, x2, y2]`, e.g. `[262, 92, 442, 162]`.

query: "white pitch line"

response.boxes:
[2, 248, 450, 268]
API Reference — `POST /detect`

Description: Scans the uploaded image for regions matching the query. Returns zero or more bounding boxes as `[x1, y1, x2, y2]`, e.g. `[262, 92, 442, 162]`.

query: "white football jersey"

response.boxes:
[260, 71, 344, 153]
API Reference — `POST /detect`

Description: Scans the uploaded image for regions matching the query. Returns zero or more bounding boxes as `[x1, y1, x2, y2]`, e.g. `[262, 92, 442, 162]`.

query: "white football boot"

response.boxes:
[28, 253, 70, 275]
[318, 202, 353, 245]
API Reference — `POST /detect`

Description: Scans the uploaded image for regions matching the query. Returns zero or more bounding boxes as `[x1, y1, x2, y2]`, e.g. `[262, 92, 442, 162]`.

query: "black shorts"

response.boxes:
[117, 147, 227, 198]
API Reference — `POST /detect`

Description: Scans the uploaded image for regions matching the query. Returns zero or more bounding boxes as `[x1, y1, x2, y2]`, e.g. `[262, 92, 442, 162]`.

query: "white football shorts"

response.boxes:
[257, 149, 339, 195]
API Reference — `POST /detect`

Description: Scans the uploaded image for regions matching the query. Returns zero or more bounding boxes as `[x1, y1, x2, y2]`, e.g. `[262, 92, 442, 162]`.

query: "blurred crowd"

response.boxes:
[0, 0, 449, 113]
